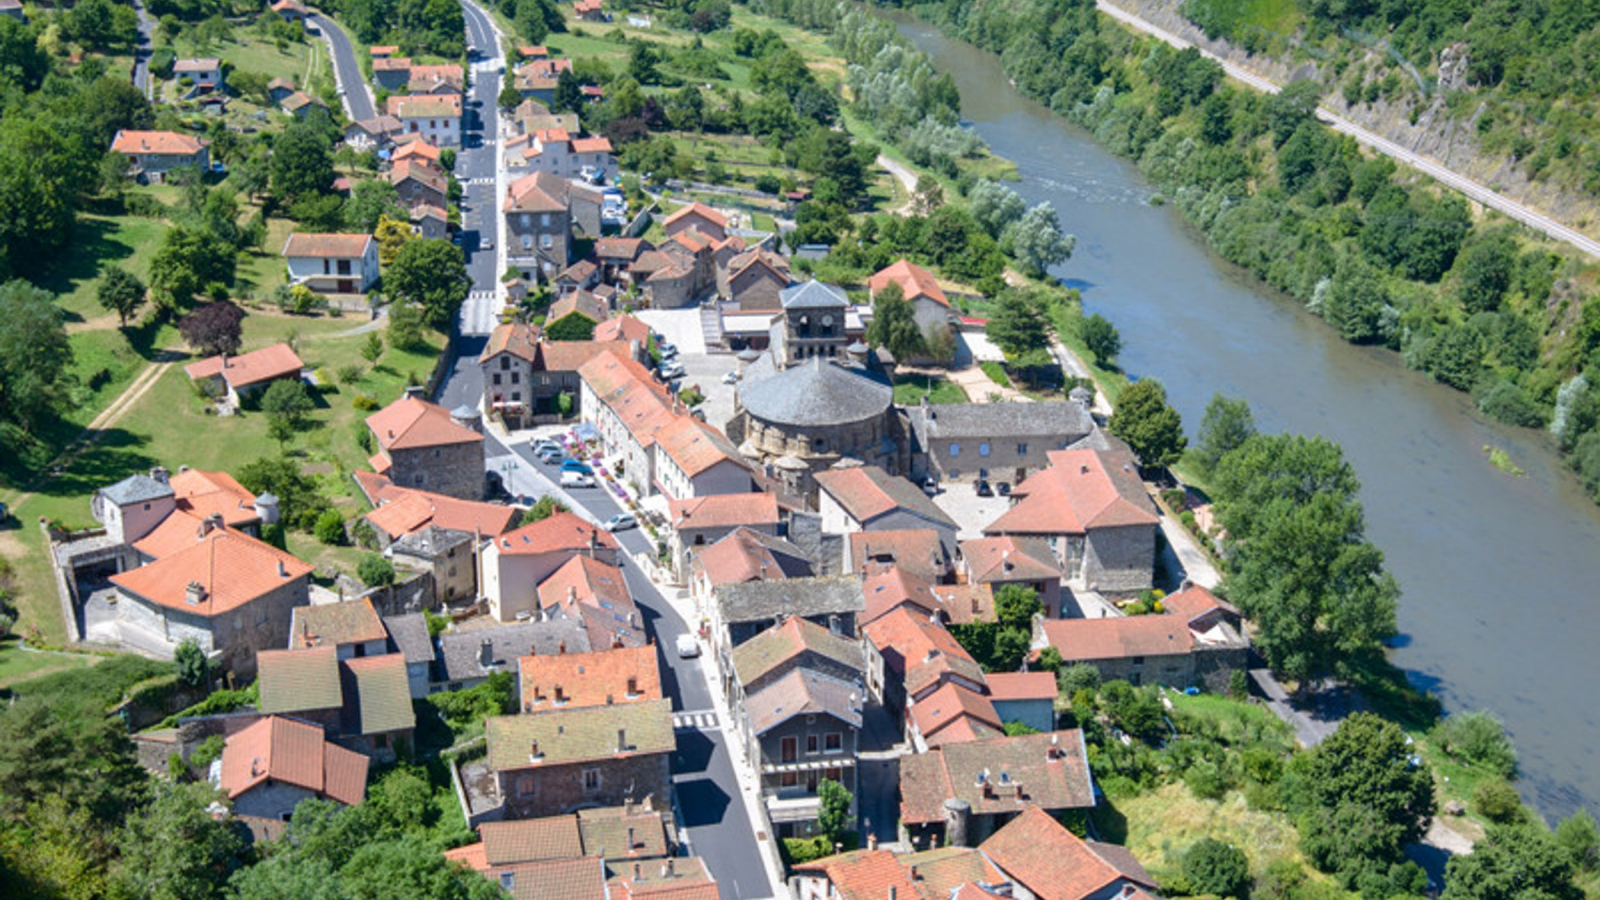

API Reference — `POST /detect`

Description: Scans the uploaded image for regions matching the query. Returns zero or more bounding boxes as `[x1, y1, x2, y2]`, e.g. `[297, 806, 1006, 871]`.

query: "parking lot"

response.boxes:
[636, 309, 707, 355]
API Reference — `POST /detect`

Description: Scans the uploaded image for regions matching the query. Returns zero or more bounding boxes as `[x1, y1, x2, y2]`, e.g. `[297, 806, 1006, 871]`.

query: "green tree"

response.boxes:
[1212, 434, 1398, 682]
[546, 312, 598, 341]
[816, 778, 853, 842]
[357, 554, 396, 588]
[262, 379, 314, 449]
[1005, 202, 1075, 276]
[993, 584, 1041, 631]
[344, 179, 407, 232]
[237, 456, 328, 533]
[1081, 313, 1121, 365]
[314, 509, 346, 545]
[867, 281, 926, 363]
[0, 280, 75, 433]
[375, 214, 416, 267]
[97, 265, 148, 327]
[361, 332, 384, 364]
[0, 117, 81, 274]
[174, 639, 210, 689]
[150, 227, 234, 308]
[968, 178, 1026, 237]
[1183, 838, 1251, 899]
[985, 287, 1051, 357]
[1109, 378, 1187, 468]
[517, 495, 569, 526]
[1456, 232, 1517, 314]
[387, 238, 470, 327]
[1287, 713, 1433, 876]
[1555, 809, 1599, 871]
[1321, 250, 1389, 344]
[113, 782, 244, 900]
[1442, 823, 1580, 900]
[271, 116, 336, 202]
[387, 301, 425, 351]
[1435, 710, 1518, 779]
[1193, 393, 1256, 475]
[554, 69, 583, 113]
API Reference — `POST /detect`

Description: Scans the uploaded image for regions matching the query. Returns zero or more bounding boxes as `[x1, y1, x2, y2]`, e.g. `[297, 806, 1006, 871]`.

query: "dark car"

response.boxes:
[975, 480, 993, 497]
[997, 482, 1012, 497]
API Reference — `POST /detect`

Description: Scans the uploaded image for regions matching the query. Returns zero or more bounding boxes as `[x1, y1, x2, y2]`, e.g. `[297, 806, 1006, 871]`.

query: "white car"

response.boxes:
[721, 370, 739, 385]
[560, 470, 596, 488]
[480, 235, 493, 250]
[675, 633, 700, 659]
[602, 513, 637, 532]
[532, 439, 564, 455]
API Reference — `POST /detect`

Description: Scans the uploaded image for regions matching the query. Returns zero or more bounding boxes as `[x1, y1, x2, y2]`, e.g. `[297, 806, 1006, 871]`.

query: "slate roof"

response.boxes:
[907, 401, 1093, 443]
[731, 616, 862, 688]
[390, 524, 477, 561]
[899, 732, 1094, 826]
[438, 620, 591, 683]
[738, 357, 892, 428]
[341, 653, 416, 734]
[715, 574, 864, 625]
[745, 668, 864, 735]
[256, 647, 343, 714]
[814, 466, 957, 530]
[101, 472, 176, 506]
[290, 597, 387, 649]
[486, 698, 674, 770]
[779, 280, 848, 310]
[383, 613, 435, 664]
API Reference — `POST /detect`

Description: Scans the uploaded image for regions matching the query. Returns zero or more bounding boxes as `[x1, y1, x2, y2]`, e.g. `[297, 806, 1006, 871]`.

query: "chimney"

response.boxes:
[480, 639, 493, 667]
[557, 640, 567, 654]
[568, 585, 578, 603]
[529, 739, 541, 761]
[554, 684, 565, 703]
[185, 581, 207, 605]
[626, 675, 638, 697]
[1014, 782, 1025, 801]
[665, 858, 674, 877]
[633, 862, 642, 879]
[1047, 732, 1061, 761]
[759, 561, 768, 580]
[626, 825, 635, 849]
[971, 595, 980, 615]
[250, 757, 262, 777]
[616, 728, 627, 752]
[867, 832, 878, 850]
[924, 647, 938, 663]
[1080, 465, 1090, 475]
[889, 886, 897, 900]
[1002, 549, 1013, 572]
[150, 466, 170, 483]
[404, 385, 425, 399]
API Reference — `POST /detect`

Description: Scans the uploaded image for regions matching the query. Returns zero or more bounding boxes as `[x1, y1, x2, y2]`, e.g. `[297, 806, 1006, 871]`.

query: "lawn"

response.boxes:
[1113, 782, 1315, 882]
[0, 637, 101, 691]
[893, 373, 968, 405]
[43, 212, 170, 325]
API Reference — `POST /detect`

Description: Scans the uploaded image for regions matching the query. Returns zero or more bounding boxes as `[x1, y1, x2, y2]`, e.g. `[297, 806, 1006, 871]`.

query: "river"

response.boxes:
[885, 13, 1600, 820]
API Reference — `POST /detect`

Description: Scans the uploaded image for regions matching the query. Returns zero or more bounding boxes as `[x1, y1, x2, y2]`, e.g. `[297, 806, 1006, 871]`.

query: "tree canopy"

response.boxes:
[386, 239, 470, 327]
[0, 280, 75, 435]
[866, 281, 927, 363]
[1109, 378, 1187, 468]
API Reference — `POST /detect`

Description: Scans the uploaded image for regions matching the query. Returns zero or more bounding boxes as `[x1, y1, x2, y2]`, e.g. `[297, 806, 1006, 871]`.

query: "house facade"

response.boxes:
[366, 392, 486, 499]
[282, 233, 380, 295]
[110, 130, 210, 182]
[485, 700, 675, 819]
[907, 398, 1099, 487]
[386, 93, 462, 146]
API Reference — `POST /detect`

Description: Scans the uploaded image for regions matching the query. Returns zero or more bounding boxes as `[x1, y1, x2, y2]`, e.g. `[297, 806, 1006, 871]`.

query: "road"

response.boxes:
[131, 0, 154, 99]
[1094, 0, 1600, 260]
[456, 0, 509, 339]
[480, 433, 778, 899]
[307, 10, 376, 121]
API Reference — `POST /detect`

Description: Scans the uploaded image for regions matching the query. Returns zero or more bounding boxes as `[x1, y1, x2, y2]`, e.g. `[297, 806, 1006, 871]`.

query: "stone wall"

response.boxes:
[496, 753, 672, 819]
[234, 781, 319, 820]
[388, 438, 484, 500]
[1083, 524, 1156, 596]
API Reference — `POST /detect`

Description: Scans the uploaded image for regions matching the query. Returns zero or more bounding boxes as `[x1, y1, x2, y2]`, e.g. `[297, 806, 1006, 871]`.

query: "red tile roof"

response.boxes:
[505, 170, 571, 213]
[169, 468, 258, 527]
[495, 511, 619, 557]
[792, 850, 923, 900]
[518, 644, 661, 711]
[393, 139, 441, 163]
[537, 554, 630, 612]
[482, 322, 541, 363]
[910, 681, 1002, 747]
[111, 129, 207, 156]
[1160, 583, 1238, 623]
[112, 526, 312, 616]
[1036, 616, 1194, 663]
[663, 201, 726, 231]
[281, 233, 374, 259]
[668, 493, 777, 532]
[692, 527, 811, 588]
[481, 816, 585, 865]
[980, 806, 1126, 900]
[862, 606, 985, 698]
[814, 467, 956, 530]
[548, 290, 608, 325]
[360, 478, 515, 539]
[654, 417, 744, 480]
[929, 582, 995, 625]
[366, 395, 484, 451]
[869, 259, 950, 308]
[388, 158, 448, 195]
[183, 343, 305, 389]
[985, 449, 1158, 536]
[572, 136, 613, 154]
[593, 314, 650, 345]
[851, 530, 949, 583]
[386, 93, 462, 119]
[860, 566, 942, 626]
[218, 716, 368, 807]
[984, 671, 1058, 702]
[958, 536, 1062, 584]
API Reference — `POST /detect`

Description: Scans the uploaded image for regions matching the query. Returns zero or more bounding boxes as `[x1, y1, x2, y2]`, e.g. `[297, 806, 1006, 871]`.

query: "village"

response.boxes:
[1, 0, 1586, 898]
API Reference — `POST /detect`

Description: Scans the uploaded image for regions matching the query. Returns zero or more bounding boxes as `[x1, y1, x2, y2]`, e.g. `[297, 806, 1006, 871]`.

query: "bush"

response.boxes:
[1556, 809, 1600, 871]
[1060, 663, 1101, 698]
[1473, 780, 1525, 823]
[174, 639, 211, 689]
[1186, 760, 1230, 800]
[1476, 380, 1545, 427]
[190, 734, 226, 768]
[314, 509, 347, 545]
[353, 393, 379, 411]
[1183, 838, 1252, 898]
[337, 364, 363, 385]
[358, 554, 396, 588]
[1436, 711, 1518, 778]
[755, 174, 782, 194]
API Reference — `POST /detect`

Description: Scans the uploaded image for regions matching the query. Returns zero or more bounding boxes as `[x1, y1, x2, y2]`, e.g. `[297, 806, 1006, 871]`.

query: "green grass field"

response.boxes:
[43, 213, 170, 324]
[893, 373, 968, 405]
[0, 637, 101, 690]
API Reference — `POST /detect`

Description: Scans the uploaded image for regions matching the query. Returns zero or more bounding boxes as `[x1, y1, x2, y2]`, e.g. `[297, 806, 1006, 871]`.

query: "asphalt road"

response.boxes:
[1095, 0, 1600, 260]
[308, 11, 376, 122]
[456, 0, 507, 338]
[131, 0, 154, 99]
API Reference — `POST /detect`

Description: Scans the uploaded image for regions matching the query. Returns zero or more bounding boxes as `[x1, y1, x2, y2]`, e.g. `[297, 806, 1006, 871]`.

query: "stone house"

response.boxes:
[1030, 584, 1249, 691]
[956, 536, 1064, 618]
[504, 171, 605, 279]
[594, 237, 651, 282]
[983, 448, 1159, 595]
[666, 493, 779, 582]
[436, 618, 591, 692]
[478, 322, 639, 427]
[555, 260, 601, 296]
[388, 158, 449, 209]
[710, 574, 863, 655]
[288, 597, 389, 658]
[90, 468, 267, 554]
[480, 512, 621, 622]
[978, 805, 1160, 900]
[743, 667, 863, 838]
[381, 613, 436, 697]
[484, 699, 675, 819]
[386, 93, 462, 146]
[792, 847, 1008, 900]
[281, 90, 327, 118]
[662, 201, 727, 241]
[513, 57, 572, 104]
[267, 77, 297, 104]
[536, 555, 647, 651]
[407, 63, 465, 95]
[216, 716, 368, 821]
[546, 290, 608, 336]
[354, 469, 514, 546]
[689, 527, 815, 604]
[411, 203, 449, 240]
[343, 114, 404, 150]
[898, 732, 1094, 848]
[861, 606, 986, 716]
[107, 522, 312, 677]
[867, 259, 954, 345]
[372, 56, 412, 90]
[110, 130, 210, 183]
[721, 246, 791, 311]
[182, 343, 305, 407]
[770, 281, 851, 364]
[365, 392, 486, 500]
[814, 466, 959, 558]
[907, 398, 1099, 488]
[282, 233, 380, 295]
[390, 526, 479, 606]
[255, 646, 417, 760]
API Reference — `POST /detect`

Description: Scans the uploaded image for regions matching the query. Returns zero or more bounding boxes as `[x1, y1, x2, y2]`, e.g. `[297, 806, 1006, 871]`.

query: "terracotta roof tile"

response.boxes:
[852, 529, 950, 581]
[814, 467, 956, 530]
[386, 93, 462, 119]
[980, 805, 1126, 900]
[518, 645, 661, 711]
[862, 607, 985, 698]
[494, 511, 619, 556]
[654, 418, 745, 480]
[366, 395, 484, 451]
[111, 129, 207, 156]
[218, 716, 368, 807]
[362, 483, 514, 539]
[929, 583, 994, 625]
[958, 536, 1061, 584]
[480, 817, 585, 865]
[691, 527, 813, 587]
[910, 682, 1002, 746]
[985, 449, 1158, 536]
[494, 857, 609, 900]
[549, 291, 608, 325]
[984, 671, 1058, 702]
[111, 527, 311, 616]
[745, 668, 863, 735]
[167, 469, 259, 527]
[183, 342, 305, 388]
[901, 733, 1093, 827]
[669, 493, 777, 532]
[393, 140, 441, 163]
[869, 259, 950, 308]
[445, 840, 489, 871]
[663, 201, 726, 230]
[282, 233, 373, 259]
[793, 850, 923, 900]
[482, 322, 541, 363]
[901, 847, 1007, 898]
[578, 805, 672, 860]
[1037, 616, 1194, 663]
[593, 314, 650, 344]
[290, 597, 388, 648]
[860, 566, 943, 626]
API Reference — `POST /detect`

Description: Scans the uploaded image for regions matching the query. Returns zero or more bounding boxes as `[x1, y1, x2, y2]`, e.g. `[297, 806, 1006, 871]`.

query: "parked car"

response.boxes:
[480, 235, 493, 250]
[660, 362, 685, 380]
[657, 341, 677, 357]
[537, 448, 564, 465]
[976, 479, 993, 497]
[560, 470, 596, 488]
[997, 482, 1012, 497]
[675, 633, 700, 659]
[603, 512, 637, 532]
[532, 439, 564, 455]
[560, 459, 593, 475]
[722, 370, 739, 385]
[922, 476, 939, 496]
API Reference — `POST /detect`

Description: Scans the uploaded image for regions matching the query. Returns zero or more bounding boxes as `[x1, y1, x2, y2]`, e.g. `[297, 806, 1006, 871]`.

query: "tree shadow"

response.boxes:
[31, 428, 157, 504]
[35, 216, 129, 301]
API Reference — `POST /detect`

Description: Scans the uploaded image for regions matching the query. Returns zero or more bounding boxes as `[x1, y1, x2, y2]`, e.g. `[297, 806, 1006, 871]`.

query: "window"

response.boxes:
[824, 733, 843, 753]
[511, 372, 520, 384]
[493, 373, 502, 386]
[1017, 442, 1029, 455]
[511, 391, 521, 402]
[143, 503, 150, 511]
[583, 768, 602, 792]
[521, 213, 531, 227]
[500, 872, 515, 890]
[780, 771, 798, 787]
[354, 644, 366, 658]
[781, 736, 798, 763]
[540, 234, 553, 250]
[1131, 656, 1145, 665]
[807, 735, 819, 754]
[501, 357, 510, 370]
[516, 774, 535, 797]
[978, 442, 991, 457]
[522, 235, 532, 250]
[541, 213, 551, 227]
[949, 443, 961, 457]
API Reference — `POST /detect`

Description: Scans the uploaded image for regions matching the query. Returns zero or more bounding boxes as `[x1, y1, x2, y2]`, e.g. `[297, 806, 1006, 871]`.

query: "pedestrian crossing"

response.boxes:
[462, 176, 496, 186]
[468, 289, 496, 301]
[672, 710, 719, 731]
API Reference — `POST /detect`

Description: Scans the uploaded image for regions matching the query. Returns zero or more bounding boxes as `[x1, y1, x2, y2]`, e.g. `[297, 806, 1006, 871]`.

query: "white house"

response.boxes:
[174, 57, 225, 92]
[386, 94, 462, 147]
[513, 129, 616, 180]
[282, 233, 379, 295]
